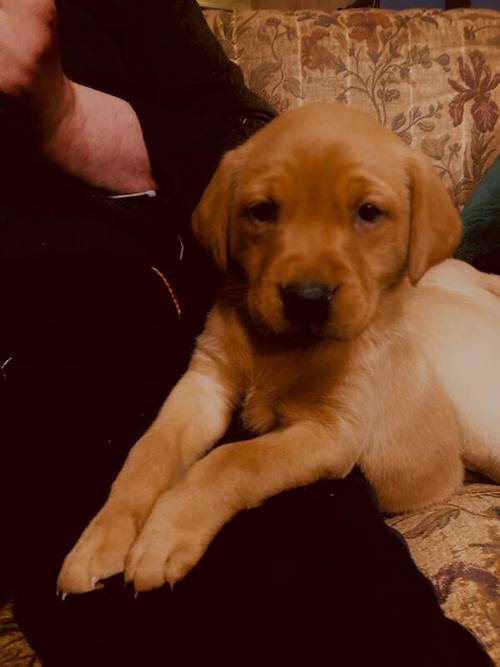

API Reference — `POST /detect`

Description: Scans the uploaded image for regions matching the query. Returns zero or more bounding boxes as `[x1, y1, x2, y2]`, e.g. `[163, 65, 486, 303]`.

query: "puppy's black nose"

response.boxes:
[280, 281, 334, 326]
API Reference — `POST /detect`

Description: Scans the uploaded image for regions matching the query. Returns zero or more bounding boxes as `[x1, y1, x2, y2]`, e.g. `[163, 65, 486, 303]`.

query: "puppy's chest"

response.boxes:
[240, 378, 282, 434]
[239, 352, 340, 435]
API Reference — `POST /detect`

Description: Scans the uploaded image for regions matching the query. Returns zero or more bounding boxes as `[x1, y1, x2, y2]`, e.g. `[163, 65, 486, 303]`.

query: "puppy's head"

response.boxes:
[192, 103, 461, 340]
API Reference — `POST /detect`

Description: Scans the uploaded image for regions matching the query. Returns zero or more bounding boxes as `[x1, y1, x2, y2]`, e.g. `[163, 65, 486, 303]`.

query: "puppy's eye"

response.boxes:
[357, 203, 382, 224]
[247, 200, 278, 224]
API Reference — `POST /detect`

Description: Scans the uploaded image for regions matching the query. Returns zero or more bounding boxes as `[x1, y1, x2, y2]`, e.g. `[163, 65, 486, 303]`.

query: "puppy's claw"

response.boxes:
[57, 508, 141, 595]
[61, 592, 68, 602]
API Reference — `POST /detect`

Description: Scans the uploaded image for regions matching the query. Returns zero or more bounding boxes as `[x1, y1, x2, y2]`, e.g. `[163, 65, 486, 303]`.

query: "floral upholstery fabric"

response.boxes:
[387, 483, 500, 664]
[205, 8, 500, 206]
[2, 8, 499, 666]
[0, 600, 41, 666]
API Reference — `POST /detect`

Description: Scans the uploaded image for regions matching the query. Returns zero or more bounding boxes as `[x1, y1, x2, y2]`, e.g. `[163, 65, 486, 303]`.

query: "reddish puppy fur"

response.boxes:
[58, 103, 500, 595]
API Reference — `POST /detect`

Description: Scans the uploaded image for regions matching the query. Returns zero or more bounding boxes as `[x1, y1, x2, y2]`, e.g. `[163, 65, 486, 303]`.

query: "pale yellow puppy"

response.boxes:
[58, 103, 500, 594]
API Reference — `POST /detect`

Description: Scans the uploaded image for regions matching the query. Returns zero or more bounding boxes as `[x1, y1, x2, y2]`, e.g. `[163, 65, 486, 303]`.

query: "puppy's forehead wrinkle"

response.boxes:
[238, 153, 404, 216]
[239, 150, 301, 191]
[241, 137, 405, 204]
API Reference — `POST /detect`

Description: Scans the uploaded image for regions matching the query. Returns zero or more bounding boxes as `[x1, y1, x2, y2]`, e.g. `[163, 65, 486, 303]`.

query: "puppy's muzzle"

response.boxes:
[280, 281, 335, 330]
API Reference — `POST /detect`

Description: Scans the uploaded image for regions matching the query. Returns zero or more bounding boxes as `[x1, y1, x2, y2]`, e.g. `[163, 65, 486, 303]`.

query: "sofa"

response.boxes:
[1, 7, 499, 665]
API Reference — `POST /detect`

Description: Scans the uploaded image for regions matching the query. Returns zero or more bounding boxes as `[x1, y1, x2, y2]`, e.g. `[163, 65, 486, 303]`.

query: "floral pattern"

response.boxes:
[205, 7, 500, 207]
[449, 51, 500, 132]
[387, 483, 500, 664]
[0, 602, 41, 667]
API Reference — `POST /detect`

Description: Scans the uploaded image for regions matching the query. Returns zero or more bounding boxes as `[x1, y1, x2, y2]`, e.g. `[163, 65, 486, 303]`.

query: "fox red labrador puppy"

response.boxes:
[58, 103, 500, 594]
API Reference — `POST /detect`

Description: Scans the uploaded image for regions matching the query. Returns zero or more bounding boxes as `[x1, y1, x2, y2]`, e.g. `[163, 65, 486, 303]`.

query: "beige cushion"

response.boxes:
[387, 483, 500, 664]
[206, 7, 500, 207]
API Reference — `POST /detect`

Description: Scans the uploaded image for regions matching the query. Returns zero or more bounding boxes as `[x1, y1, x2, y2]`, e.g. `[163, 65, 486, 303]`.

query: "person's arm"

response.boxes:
[42, 78, 157, 194]
[0, 0, 156, 194]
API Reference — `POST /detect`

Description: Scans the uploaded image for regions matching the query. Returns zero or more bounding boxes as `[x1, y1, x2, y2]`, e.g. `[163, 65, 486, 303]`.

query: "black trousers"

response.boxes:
[0, 1, 493, 665]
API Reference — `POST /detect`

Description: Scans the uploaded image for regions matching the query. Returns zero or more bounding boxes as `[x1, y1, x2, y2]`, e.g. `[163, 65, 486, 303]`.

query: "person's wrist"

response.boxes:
[41, 80, 157, 194]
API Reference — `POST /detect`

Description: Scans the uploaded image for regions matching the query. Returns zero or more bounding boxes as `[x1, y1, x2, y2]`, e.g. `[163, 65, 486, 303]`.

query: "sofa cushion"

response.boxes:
[386, 482, 500, 665]
[205, 8, 500, 207]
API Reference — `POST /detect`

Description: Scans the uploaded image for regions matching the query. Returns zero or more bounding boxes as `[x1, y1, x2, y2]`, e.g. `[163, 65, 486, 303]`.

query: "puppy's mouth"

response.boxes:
[282, 321, 330, 342]
[249, 319, 331, 347]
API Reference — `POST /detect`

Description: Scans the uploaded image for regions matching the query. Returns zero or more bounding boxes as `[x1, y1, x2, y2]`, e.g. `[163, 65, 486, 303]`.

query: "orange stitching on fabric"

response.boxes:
[151, 266, 182, 318]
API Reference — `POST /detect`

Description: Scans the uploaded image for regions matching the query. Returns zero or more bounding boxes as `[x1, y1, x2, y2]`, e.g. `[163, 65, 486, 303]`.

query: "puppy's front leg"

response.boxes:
[58, 366, 236, 594]
[126, 419, 362, 591]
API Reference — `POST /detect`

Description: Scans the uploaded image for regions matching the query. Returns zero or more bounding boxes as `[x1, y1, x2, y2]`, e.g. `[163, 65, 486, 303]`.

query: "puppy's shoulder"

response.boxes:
[195, 300, 252, 379]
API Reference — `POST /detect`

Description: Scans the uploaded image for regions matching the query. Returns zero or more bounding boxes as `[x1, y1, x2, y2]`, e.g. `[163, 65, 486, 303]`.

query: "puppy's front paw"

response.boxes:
[57, 507, 139, 594]
[125, 488, 223, 592]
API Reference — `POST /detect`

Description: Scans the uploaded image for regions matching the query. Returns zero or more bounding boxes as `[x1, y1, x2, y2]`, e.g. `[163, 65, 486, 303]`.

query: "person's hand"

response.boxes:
[0, 0, 72, 138]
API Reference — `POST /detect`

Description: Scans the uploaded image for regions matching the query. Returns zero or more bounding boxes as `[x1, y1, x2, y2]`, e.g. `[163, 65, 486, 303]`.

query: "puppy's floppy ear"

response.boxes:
[191, 147, 243, 272]
[407, 153, 462, 285]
